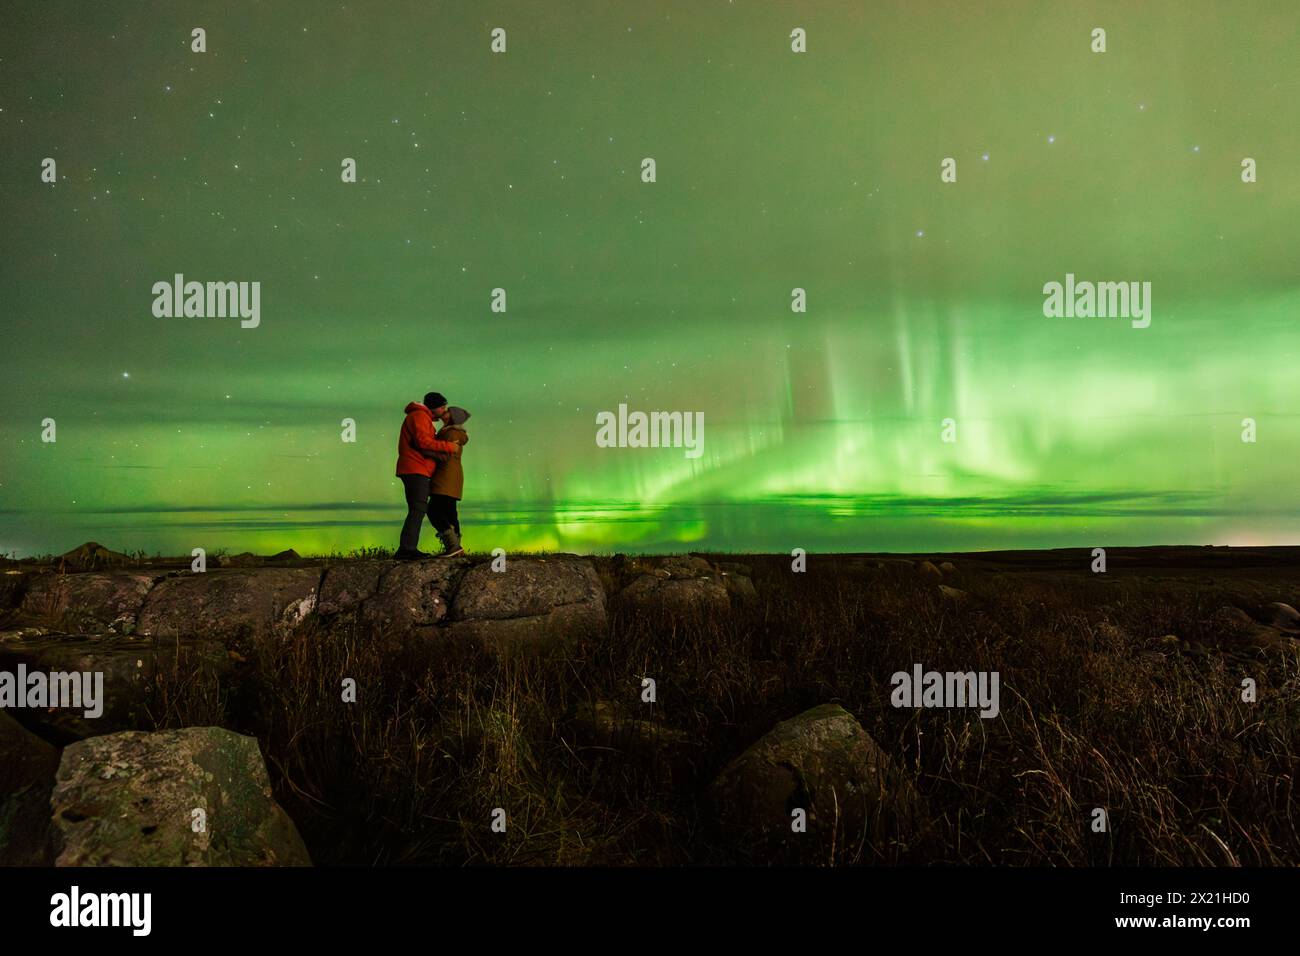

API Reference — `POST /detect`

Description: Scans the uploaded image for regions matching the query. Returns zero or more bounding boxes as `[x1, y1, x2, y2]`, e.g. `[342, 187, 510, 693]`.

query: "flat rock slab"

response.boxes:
[445, 557, 606, 655]
[51, 726, 311, 866]
[613, 555, 752, 614]
[452, 557, 604, 621]
[315, 561, 395, 617]
[20, 572, 157, 633]
[619, 574, 730, 614]
[137, 568, 323, 639]
[360, 558, 470, 630]
[0, 711, 60, 865]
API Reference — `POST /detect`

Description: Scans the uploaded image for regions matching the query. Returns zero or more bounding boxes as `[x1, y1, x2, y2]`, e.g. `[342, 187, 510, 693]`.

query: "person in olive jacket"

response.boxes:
[427, 406, 470, 556]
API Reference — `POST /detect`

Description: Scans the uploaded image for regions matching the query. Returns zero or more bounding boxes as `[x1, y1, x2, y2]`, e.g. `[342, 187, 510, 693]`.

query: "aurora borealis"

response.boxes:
[2, 1, 1297, 557]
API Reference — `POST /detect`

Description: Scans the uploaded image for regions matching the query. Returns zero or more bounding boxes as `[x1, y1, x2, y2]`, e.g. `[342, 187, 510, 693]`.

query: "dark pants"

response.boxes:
[399, 474, 433, 551]
[427, 494, 460, 536]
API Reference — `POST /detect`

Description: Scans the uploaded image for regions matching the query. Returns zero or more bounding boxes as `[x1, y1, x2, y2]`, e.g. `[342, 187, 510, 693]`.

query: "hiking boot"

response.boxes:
[437, 528, 464, 557]
[394, 548, 431, 561]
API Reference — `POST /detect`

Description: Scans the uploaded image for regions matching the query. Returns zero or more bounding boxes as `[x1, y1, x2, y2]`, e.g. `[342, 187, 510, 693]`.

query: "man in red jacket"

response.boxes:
[395, 391, 463, 559]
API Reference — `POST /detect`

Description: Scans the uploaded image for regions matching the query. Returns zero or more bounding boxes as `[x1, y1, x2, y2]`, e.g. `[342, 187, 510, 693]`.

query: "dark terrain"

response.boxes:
[2, 543, 1298, 866]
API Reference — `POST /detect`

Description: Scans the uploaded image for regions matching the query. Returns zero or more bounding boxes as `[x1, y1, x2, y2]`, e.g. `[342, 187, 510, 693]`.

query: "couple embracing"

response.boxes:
[394, 391, 471, 560]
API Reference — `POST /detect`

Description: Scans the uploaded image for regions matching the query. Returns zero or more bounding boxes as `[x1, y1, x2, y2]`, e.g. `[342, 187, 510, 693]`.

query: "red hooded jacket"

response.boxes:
[396, 402, 461, 478]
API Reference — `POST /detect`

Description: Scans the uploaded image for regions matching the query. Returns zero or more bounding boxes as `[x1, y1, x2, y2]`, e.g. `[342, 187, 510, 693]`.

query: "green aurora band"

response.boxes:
[2, 1, 1297, 556]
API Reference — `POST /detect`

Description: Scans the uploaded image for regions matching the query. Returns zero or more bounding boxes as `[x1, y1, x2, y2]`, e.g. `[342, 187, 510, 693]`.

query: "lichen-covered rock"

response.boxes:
[708, 703, 928, 863]
[137, 568, 322, 639]
[451, 556, 601, 621]
[721, 572, 758, 602]
[361, 558, 468, 631]
[50, 727, 311, 866]
[446, 557, 605, 655]
[315, 561, 395, 617]
[0, 711, 60, 865]
[619, 573, 730, 615]
[20, 572, 157, 633]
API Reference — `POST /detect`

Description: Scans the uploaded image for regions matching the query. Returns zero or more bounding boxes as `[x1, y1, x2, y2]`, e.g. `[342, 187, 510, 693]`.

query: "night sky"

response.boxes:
[2, 1, 1297, 557]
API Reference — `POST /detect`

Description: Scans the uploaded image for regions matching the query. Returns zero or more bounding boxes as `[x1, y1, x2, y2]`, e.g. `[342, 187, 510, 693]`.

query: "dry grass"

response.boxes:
[145, 556, 1300, 866]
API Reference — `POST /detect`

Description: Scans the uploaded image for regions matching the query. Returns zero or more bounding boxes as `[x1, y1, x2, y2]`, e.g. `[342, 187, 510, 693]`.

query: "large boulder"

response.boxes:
[1204, 605, 1298, 652]
[50, 727, 311, 866]
[708, 704, 928, 863]
[136, 568, 322, 640]
[446, 557, 606, 655]
[359, 558, 468, 632]
[620, 574, 730, 614]
[315, 561, 395, 617]
[0, 711, 60, 865]
[19, 572, 156, 633]
[1263, 602, 1300, 630]
[614, 555, 748, 616]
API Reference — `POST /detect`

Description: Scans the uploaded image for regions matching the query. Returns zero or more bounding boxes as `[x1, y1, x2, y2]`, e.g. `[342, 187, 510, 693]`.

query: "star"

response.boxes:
[1047, 135, 1056, 144]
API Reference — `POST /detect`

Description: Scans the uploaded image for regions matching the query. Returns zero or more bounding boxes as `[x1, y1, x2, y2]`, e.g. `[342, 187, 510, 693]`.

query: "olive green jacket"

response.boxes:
[428, 426, 468, 499]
